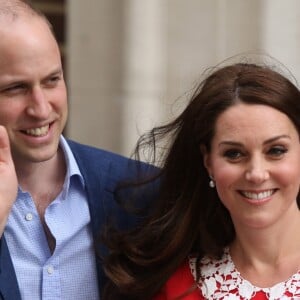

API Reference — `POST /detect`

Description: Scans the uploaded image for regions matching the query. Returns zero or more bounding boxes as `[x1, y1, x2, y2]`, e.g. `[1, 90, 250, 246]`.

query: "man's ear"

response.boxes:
[200, 144, 212, 175]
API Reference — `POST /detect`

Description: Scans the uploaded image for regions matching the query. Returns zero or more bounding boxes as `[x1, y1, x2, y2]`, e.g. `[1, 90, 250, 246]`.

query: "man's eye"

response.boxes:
[223, 149, 243, 160]
[2, 85, 25, 94]
[50, 76, 60, 82]
[46, 75, 61, 86]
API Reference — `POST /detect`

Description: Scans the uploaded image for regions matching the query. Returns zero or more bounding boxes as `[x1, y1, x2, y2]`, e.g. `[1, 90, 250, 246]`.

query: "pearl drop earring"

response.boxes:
[209, 176, 215, 188]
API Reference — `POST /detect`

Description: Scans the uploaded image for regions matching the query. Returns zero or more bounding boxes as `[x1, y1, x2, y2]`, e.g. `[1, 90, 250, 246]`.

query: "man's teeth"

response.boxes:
[242, 190, 274, 200]
[25, 125, 49, 136]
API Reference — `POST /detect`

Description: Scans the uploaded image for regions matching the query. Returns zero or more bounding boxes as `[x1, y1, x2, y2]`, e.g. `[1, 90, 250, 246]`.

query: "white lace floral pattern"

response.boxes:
[189, 248, 300, 299]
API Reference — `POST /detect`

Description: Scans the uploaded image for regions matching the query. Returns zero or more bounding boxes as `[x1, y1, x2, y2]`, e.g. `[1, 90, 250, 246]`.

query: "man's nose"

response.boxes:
[26, 87, 51, 118]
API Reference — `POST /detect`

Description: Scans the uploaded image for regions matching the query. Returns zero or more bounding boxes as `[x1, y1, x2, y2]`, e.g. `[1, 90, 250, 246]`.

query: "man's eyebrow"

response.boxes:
[47, 68, 63, 76]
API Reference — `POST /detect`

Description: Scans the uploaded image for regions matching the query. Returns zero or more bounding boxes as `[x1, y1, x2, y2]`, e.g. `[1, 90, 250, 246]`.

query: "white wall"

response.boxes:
[67, 0, 300, 156]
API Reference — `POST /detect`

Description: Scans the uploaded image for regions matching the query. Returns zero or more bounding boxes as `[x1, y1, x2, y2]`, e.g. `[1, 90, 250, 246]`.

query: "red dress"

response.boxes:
[153, 261, 203, 300]
[154, 248, 300, 299]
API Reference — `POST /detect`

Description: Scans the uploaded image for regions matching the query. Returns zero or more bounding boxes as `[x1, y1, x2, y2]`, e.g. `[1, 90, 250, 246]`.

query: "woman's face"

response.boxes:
[203, 103, 300, 230]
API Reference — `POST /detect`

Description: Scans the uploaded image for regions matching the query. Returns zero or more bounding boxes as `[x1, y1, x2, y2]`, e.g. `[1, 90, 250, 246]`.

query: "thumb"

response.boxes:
[0, 125, 17, 236]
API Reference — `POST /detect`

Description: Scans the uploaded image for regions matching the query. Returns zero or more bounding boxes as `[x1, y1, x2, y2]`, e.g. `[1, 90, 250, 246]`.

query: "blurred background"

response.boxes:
[30, 0, 300, 156]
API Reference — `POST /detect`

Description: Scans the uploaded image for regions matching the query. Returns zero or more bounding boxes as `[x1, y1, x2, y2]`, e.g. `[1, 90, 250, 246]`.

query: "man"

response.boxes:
[0, 1, 156, 299]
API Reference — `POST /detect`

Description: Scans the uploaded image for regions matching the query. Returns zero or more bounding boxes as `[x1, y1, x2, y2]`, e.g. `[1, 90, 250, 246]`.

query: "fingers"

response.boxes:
[0, 125, 12, 164]
[0, 125, 17, 236]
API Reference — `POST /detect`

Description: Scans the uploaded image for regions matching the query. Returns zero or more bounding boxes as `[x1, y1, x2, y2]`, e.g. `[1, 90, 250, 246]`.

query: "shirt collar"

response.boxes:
[59, 135, 85, 198]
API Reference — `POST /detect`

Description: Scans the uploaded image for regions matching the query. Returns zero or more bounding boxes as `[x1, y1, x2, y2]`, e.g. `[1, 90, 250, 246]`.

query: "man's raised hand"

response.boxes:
[0, 126, 17, 236]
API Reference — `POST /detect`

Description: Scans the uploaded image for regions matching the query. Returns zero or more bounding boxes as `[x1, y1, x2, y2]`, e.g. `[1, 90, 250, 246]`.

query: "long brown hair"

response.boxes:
[103, 62, 300, 299]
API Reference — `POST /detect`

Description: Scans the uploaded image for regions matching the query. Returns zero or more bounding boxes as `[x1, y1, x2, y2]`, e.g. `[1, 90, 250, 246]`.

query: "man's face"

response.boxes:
[0, 16, 68, 166]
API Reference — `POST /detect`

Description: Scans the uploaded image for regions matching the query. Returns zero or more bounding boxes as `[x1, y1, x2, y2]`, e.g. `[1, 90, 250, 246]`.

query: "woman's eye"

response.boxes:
[223, 149, 243, 160]
[268, 146, 287, 157]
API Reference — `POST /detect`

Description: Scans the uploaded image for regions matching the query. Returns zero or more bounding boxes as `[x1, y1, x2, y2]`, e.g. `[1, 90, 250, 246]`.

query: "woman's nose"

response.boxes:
[245, 157, 269, 183]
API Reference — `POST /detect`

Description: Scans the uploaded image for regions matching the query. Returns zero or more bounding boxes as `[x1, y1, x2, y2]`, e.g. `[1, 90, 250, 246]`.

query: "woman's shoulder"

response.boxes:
[153, 260, 203, 300]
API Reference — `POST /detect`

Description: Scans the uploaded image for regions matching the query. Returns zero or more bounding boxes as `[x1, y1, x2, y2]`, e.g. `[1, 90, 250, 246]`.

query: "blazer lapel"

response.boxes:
[0, 236, 21, 300]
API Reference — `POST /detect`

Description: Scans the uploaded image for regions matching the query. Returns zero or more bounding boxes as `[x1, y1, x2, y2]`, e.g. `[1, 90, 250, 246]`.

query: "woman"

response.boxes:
[103, 62, 300, 299]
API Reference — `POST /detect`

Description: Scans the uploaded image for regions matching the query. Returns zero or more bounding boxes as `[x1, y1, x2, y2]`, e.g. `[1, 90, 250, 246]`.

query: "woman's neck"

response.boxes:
[229, 209, 300, 287]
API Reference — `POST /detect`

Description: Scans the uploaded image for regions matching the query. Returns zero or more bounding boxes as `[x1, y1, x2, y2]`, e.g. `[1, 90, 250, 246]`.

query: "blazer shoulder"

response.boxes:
[67, 139, 157, 176]
[67, 139, 128, 162]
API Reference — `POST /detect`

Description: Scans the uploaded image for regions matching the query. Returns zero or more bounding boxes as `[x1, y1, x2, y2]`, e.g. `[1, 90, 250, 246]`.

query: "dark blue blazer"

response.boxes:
[0, 140, 157, 299]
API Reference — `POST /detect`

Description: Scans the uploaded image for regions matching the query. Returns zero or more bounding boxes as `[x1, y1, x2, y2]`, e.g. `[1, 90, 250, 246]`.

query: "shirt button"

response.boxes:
[47, 265, 54, 275]
[25, 213, 33, 221]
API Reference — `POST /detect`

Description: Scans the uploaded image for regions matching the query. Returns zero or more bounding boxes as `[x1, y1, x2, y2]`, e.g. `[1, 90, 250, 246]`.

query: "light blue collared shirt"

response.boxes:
[5, 136, 100, 300]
